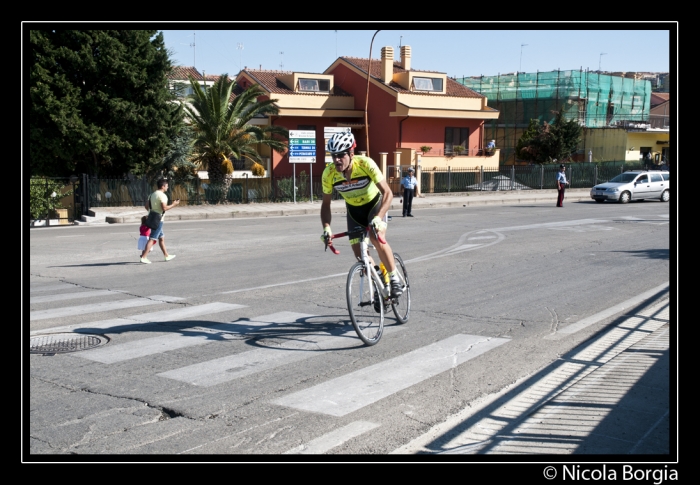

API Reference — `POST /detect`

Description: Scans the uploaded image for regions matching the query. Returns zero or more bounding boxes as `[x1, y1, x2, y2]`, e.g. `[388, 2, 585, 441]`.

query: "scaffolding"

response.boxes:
[459, 70, 652, 164]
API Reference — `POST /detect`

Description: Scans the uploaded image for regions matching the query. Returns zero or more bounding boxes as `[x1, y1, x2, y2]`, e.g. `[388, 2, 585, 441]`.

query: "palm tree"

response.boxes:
[184, 74, 288, 200]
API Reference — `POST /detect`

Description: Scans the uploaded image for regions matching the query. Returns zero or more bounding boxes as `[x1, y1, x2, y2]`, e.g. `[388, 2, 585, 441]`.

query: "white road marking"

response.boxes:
[272, 334, 510, 417]
[30, 289, 115, 304]
[77, 312, 317, 364]
[30, 302, 245, 335]
[549, 226, 614, 232]
[408, 230, 504, 263]
[219, 273, 346, 295]
[545, 282, 669, 340]
[214, 218, 620, 296]
[158, 315, 407, 386]
[149, 295, 185, 302]
[30, 298, 155, 321]
[284, 421, 380, 454]
[30, 283, 80, 293]
[447, 244, 482, 253]
[491, 219, 610, 232]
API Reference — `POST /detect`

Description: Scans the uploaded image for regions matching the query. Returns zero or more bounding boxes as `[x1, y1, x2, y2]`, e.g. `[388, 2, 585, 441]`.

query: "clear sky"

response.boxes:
[160, 23, 674, 79]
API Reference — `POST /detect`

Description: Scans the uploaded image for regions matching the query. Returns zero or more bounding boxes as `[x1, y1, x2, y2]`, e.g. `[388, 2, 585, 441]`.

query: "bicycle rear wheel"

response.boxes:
[346, 262, 384, 346]
[391, 253, 410, 324]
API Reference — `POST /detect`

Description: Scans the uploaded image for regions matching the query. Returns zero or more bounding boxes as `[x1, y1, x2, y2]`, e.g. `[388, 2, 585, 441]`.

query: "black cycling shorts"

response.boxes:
[346, 193, 382, 232]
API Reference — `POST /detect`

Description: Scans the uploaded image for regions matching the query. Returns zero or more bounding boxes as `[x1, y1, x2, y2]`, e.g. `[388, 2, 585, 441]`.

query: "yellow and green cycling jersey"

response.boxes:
[321, 155, 383, 207]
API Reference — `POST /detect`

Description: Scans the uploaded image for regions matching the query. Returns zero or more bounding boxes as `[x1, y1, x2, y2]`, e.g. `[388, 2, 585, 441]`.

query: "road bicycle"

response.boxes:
[325, 225, 410, 346]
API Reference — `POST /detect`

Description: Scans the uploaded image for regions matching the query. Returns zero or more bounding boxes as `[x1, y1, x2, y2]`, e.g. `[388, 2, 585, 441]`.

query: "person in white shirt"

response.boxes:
[401, 166, 418, 217]
[556, 164, 569, 207]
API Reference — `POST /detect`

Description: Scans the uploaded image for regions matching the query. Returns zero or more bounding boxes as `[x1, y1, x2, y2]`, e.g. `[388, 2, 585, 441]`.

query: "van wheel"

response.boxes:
[619, 191, 631, 204]
[660, 190, 670, 202]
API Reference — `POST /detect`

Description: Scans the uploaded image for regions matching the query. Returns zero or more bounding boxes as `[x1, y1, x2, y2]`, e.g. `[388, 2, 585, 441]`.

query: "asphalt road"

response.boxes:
[27, 199, 671, 459]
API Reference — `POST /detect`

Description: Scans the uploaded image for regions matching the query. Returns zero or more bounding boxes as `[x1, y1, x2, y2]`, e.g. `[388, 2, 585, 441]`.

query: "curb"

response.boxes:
[93, 189, 593, 225]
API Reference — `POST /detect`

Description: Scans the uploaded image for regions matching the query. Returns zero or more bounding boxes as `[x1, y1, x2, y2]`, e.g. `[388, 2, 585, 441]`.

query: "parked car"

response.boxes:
[590, 170, 670, 204]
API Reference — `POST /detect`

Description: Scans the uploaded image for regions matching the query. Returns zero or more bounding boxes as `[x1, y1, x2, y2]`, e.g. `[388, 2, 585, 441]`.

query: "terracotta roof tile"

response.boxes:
[168, 66, 203, 81]
[241, 69, 352, 96]
[203, 73, 232, 82]
[340, 56, 484, 98]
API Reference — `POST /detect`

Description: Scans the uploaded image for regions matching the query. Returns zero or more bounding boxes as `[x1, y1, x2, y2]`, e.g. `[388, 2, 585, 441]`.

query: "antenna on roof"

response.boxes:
[279, 51, 284, 70]
[237, 43, 244, 72]
[190, 31, 196, 69]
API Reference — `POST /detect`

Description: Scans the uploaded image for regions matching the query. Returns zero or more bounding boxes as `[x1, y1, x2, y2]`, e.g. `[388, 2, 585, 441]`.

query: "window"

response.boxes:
[635, 174, 648, 183]
[413, 77, 443, 92]
[298, 78, 330, 92]
[650, 173, 663, 183]
[444, 127, 469, 153]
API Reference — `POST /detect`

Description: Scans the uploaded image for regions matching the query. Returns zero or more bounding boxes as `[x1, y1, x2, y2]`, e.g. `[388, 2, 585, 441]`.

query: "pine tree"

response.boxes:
[29, 30, 184, 177]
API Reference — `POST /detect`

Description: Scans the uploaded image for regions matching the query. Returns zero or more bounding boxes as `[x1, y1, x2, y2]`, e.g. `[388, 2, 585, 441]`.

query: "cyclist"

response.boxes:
[320, 131, 403, 297]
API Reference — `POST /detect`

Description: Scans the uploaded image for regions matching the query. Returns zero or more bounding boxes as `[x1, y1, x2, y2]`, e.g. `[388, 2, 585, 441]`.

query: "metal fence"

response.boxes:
[417, 161, 648, 194]
[30, 161, 656, 227]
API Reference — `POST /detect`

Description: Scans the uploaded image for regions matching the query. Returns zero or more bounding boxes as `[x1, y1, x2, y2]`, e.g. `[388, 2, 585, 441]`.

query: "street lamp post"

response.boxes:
[599, 53, 607, 72]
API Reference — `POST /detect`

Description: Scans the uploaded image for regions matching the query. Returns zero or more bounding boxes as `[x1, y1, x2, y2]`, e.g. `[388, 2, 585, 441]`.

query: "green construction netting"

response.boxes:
[459, 70, 651, 128]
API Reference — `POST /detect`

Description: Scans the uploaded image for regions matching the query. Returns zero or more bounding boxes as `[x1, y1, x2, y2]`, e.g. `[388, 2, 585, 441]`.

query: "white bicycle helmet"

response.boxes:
[327, 132, 356, 154]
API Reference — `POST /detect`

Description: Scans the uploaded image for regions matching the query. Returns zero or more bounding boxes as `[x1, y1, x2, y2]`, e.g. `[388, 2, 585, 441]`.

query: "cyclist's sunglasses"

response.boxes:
[331, 150, 350, 159]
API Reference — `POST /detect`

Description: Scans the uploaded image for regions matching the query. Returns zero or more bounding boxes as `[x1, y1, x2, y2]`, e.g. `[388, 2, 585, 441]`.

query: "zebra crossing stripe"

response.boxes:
[30, 302, 245, 336]
[76, 311, 317, 365]
[30, 283, 79, 293]
[30, 289, 115, 304]
[30, 298, 155, 321]
[284, 421, 380, 454]
[157, 315, 407, 387]
[272, 334, 510, 417]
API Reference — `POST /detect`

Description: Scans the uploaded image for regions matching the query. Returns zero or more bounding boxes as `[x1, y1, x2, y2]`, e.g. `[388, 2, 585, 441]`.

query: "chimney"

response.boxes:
[400, 45, 411, 71]
[381, 46, 394, 83]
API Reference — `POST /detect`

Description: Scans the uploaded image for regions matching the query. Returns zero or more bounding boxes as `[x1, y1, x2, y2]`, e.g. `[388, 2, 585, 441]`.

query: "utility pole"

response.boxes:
[599, 53, 607, 72]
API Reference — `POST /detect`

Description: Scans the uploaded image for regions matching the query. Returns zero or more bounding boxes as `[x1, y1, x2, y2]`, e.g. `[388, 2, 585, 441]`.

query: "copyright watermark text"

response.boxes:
[542, 465, 678, 484]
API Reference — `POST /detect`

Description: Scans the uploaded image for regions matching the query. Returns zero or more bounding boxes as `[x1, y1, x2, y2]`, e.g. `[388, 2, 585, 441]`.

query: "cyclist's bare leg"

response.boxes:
[368, 231, 396, 273]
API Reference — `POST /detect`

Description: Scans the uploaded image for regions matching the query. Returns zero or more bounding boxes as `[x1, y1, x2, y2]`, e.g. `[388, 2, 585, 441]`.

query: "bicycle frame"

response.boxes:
[327, 226, 391, 305]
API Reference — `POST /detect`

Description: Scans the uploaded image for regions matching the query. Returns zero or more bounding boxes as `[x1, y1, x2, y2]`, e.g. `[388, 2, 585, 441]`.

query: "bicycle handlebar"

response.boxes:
[324, 226, 387, 255]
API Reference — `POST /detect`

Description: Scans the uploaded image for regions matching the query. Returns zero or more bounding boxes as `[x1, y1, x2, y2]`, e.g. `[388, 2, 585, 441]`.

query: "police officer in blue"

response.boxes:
[401, 166, 418, 217]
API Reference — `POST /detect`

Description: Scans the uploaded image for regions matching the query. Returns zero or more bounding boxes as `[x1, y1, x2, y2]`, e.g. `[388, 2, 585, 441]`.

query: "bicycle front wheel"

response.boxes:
[391, 253, 411, 324]
[346, 262, 384, 346]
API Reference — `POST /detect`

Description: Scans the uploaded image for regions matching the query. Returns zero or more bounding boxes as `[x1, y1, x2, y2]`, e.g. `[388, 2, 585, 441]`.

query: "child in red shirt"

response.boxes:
[137, 216, 153, 255]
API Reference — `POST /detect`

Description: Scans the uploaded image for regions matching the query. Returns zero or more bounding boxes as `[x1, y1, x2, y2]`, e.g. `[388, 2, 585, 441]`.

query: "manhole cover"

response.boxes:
[30, 333, 110, 354]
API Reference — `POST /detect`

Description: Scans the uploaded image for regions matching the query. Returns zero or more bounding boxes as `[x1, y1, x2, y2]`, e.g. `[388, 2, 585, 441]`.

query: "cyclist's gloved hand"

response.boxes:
[371, 216, 387, 233]
[321, 226, 333, 243]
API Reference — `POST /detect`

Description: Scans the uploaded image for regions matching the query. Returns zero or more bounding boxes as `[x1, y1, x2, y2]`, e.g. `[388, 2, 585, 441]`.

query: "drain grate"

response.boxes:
[30, 333, 110, 354]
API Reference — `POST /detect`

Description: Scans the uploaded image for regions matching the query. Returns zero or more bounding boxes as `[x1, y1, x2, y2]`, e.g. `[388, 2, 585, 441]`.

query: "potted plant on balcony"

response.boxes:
[453, 145, 465, 156]
[420, 146, 432, 155]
